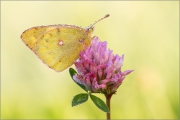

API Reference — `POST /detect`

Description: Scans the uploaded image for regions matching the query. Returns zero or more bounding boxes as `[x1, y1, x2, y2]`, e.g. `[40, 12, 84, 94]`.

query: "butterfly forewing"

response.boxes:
[34, 25, 91, 72]
[21, 26, 57, 51]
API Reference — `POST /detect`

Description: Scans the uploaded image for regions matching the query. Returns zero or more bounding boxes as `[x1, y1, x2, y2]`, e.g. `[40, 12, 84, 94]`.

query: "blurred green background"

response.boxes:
[1, 1, 179, 119]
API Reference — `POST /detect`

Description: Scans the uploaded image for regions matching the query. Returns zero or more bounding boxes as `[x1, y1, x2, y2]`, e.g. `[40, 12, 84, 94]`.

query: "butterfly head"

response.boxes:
[85, 26, 94, 37]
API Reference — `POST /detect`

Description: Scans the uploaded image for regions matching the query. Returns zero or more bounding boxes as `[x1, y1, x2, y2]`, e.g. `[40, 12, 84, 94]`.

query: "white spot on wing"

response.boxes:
[58, 40, 64, 46]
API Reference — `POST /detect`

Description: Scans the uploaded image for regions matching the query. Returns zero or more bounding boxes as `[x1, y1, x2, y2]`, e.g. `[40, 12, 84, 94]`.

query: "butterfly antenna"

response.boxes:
[90, 14, 110, 27]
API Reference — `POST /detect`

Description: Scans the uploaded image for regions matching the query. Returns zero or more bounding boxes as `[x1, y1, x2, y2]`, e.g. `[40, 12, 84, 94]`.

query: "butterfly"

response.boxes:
[21, 14, 109, 72]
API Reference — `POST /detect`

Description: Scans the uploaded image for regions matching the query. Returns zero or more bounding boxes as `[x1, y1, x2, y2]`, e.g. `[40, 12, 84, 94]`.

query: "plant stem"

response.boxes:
[105, 94, 113, 120]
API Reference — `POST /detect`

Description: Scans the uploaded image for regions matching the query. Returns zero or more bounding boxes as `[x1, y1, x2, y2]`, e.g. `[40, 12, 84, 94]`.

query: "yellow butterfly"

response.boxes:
[21, 14, 109, 72]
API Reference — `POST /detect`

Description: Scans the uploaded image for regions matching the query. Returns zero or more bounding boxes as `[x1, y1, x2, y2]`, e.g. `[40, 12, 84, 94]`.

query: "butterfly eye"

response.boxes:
[85, 26, 94, 33]
[89, 27, 94, 32]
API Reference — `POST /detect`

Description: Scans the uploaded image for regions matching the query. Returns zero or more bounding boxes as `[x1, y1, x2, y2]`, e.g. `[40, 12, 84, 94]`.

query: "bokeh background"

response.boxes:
[1, 1, 179, 119]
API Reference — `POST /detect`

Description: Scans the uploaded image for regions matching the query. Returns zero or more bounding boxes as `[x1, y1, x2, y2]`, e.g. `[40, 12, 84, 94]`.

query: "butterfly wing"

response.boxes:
[34, 25, 91, 72]
[21, 26, 58, 51]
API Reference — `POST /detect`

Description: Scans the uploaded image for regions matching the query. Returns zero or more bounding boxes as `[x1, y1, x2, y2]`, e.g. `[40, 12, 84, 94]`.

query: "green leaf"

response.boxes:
[69, 68, 88, 92]
[69, 68, 77, 78]
[90, 94, 109, 113]
[72, 93, 88, 107]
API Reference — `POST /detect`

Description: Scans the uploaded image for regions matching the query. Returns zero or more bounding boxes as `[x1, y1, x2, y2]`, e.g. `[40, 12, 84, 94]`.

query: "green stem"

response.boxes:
[105, 94, 113, 120]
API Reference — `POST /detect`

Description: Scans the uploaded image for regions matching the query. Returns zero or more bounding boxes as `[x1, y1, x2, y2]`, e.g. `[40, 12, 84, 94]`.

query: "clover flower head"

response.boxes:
[73, 37, 133, 94]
